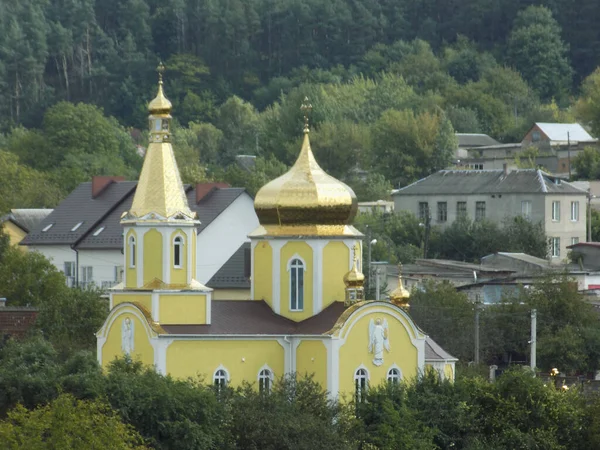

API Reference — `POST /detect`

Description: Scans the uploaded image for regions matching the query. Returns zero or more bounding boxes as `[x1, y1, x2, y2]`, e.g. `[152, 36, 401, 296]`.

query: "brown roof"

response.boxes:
[161, 300, 346, 336]
[0, 307, 38, 339]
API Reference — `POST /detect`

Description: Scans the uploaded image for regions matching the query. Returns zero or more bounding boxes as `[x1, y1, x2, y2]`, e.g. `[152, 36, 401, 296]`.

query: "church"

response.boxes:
[96, 67, 456, 399]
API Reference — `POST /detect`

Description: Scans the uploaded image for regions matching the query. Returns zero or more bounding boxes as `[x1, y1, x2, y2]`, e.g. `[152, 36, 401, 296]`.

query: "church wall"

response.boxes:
[338, 311, 419, 394]
[280, 241, 313, 321]
[444, 363, 454, 380]
[143, 229, 163, 284]
[296, 340, 327, 388]
[101, 312, 154, 369]
[322, 241, 350, 307]
[125, 229, 137, 288]
[166, 339, 284, 383]
[111, 294, 152, 312]
[159, 294, 207, 324]
[253, 241, 272, 306]
[169, 229, 188, 285]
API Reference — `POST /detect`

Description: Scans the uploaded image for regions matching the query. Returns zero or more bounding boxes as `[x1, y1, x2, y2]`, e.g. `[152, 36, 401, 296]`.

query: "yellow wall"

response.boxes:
[2, 222, 27, 250]
[338, 310, 419, 394]
[144, 229, 163, 284]
[112, 294, 152, 312]
[280, 241, 313, 321]
[253, 241, 272, 306]
[170, 230, 187, 285]
[167, 339, 284, 383]
[212, 289, 251, 300]
[323, 241, 350, 308]
[101, 312, 154, 369]
[296, 340, 327, 388]
[444, 363, 454, 380]
[125, 229, 137, 288]
[159, 294, 206, 324]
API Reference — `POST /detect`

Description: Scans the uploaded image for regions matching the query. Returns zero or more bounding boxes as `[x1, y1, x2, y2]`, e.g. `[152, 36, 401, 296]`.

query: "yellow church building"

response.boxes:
[96, 68, 456, 399]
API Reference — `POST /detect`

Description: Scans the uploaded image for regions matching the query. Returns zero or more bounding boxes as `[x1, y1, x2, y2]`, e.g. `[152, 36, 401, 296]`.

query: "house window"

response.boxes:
[64, 261, 76, 287]
[289, 258, 304, 311]
[552, 201, 560, 221]
[355, 368, 369, 403]
[115, 265, 124, 283]
[571, 237, 580, 246]
[521, 200, 532, 219]
[475, 201, 486, 221]
[258, 368, 273, 393]
[532, 131, 541, 142]
[173, 236, 183, 268]
[71, 222, 84, 232]
[437, 202, 447, 222]
[387, 367, 401, 384]
[214, 368, 228, 390]
[93, 226, 105, 236]
[418, 202, 429, 222]
[551, 237, 560, 258]
[42, 223, 53, 232]
[571, 201, 579, 221]
[457, 201, 467, 218]
[81, 266, 93, 287]
[129, 236, 136, 268]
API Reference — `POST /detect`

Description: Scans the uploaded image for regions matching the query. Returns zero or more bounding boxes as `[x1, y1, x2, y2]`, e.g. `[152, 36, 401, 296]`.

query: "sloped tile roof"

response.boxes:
[425, 336, 458, 361]
[393, 170, 586, 196]
[456, 133, 500, 148]
[534, 123, 595, 142]
[1, 209, 53, 233]
[207, 242, 250, 289]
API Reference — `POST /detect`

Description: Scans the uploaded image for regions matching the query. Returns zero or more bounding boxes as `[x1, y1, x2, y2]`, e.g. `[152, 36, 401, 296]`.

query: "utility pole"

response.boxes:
[589, 189, 593, 242]
[423, 207, 431, 259]
[567, 131, 571, 180]
[474, 299, 481, 365]
[530, 309, 537, 372]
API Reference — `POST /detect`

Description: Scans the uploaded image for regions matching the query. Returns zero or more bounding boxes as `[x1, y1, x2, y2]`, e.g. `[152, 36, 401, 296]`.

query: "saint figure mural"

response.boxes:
[368, 318, 390, 366]
[121, 318, 134, 355]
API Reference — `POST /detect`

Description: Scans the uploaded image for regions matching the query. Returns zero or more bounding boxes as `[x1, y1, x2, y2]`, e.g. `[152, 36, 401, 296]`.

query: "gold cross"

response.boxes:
[300, 97, 312, 133]
[157, 62, 166, 83]
[353, 243, 360, 263]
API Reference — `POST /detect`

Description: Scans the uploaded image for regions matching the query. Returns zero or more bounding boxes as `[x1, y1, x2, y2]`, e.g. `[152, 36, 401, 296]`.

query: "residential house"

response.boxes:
[357, 200, 394, 214]
[22, 176, 259, 291]
[206, 242, 251, 299]
[392, 168, 587, 262]
[0, 209, 53, 250]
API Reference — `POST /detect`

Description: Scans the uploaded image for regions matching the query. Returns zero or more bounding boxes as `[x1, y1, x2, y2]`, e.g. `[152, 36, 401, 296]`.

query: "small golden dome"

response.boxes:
[344, 244, 365, 288]
[254, 132, 357, 226]
[148, 62, 172, 114]
[390, 264, 410, 306]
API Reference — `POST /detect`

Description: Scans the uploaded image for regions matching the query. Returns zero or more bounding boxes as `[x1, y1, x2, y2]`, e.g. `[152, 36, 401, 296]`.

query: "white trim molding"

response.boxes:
[270, 240, 286, 314]
[213, 364, 231, 384]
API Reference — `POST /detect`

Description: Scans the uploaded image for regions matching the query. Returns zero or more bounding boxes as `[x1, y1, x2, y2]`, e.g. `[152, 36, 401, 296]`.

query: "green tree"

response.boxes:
[0, 393, 147, 449]
[577, 67, 600, 136]
[572, 146, 600, 180]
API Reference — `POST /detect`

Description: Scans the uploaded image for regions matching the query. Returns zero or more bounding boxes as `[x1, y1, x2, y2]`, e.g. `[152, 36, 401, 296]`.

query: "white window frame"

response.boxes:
[213, 365, 230, 390]
[571, 201, 579, 222]
[354, 365, 369, 403]
[475, 201, 486, 221]
[387, 365, 402, 384]
[287, 255, 306, 311]
[81, 266, 93, 286]
[173, 235, 184, 269]
[258, 364, 274, 393]
[521, 200, 532, 219]
[571, 237, 580, 246]
[115, 265, 124, 283]
[129, 235, 136, 268]
[552, 201, 561, 222]
[551, 237, 560, 258]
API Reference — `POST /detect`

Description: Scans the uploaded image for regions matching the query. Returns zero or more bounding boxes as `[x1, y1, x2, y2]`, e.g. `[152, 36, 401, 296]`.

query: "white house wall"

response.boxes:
[196, 194, 259, 284]
[78, 249, 124, 288]
[28, 244, 77, 284]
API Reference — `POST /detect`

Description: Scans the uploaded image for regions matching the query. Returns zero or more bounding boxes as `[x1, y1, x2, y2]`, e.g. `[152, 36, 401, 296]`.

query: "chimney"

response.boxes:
[0, 298, 6, 308]
[92, 176, 126, 198]
[503, 163, 508, 176]
[195, 182, 230, 204]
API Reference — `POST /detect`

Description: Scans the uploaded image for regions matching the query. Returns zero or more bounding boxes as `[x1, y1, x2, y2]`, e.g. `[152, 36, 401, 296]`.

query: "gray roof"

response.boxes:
[456, 133, 500, 148]
[393, 169, 586, 196]
[206, 242, 250, 289]
[533, 123, 595, 142]
[1, 209, 53, 233]
[22, 181, 247, 249]
[483, 252, 551, 268]
[425, 336, 458, 361]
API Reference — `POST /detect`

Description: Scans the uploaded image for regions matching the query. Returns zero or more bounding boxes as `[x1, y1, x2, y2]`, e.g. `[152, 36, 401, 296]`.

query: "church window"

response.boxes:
[129, 236, 136, 268]
[354, 368, 369, 403]
[174, 236, 183, 268]
[387, 367, 401, 384]
[289, 258, 304, 311]
[258, 368, 273, 393]
[213, 368, 228, 390]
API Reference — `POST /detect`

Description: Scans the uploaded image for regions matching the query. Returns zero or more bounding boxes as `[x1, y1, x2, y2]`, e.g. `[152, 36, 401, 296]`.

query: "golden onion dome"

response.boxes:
[254, 124, 357, 226]
[148, 62, 172, 115]
[389, 264, 410, 306]
[344, 245, 365, 288]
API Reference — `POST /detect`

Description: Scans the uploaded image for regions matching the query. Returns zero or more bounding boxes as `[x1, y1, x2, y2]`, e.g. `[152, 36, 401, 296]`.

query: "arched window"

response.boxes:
[354, 368, 369, 403]
[289, 258, 304, 311]
[258, 368, 273, 393]
[213, 368, 228, 390]
[387, 367, 401, 384]
[129, 236, 136, 268]
[173, 236, 183, 268]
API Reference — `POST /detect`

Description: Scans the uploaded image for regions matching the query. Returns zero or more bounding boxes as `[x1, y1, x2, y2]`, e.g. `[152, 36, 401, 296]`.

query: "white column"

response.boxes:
[137, 228, 148, 287]
[250, 240, 258, 299]
[271, 240, 285, 314]
[161, 228, 170, 283]
[187, 228, 193, 285]
[151, 292, 160, 322]
[307, 240, 326, 315]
